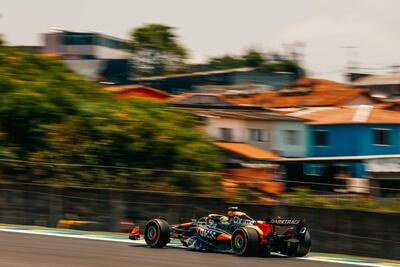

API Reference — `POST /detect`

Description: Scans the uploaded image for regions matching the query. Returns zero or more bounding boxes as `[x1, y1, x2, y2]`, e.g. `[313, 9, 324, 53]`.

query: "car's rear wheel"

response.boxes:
[231, 227, 259, 256]
[285, 231, 311, 257]
[144, 219, 170, 248]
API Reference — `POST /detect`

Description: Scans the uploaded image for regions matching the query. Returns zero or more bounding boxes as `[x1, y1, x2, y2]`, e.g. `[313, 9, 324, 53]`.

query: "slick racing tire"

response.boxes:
[231, 227, 260, 256]
[295, 230, 311, 257]
[286, 230, 311, 257]
[144, 218, 170, 248]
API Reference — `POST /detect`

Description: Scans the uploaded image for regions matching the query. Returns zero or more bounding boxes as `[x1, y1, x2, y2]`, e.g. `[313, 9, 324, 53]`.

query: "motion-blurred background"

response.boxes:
[0, 0, 399, 261]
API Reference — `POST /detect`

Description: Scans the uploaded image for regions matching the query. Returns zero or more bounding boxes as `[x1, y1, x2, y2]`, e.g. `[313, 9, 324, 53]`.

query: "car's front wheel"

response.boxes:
[144, 219, 170, 248]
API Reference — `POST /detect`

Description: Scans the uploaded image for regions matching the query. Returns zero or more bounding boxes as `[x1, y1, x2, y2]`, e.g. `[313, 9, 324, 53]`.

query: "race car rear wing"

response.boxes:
[266, 218, 308, 237]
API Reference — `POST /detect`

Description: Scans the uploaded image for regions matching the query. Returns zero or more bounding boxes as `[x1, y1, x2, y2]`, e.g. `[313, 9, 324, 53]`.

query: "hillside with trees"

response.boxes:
[128, 24, 304, 77]
[188, 49, 305, 77]
[0, 45, 220, 193]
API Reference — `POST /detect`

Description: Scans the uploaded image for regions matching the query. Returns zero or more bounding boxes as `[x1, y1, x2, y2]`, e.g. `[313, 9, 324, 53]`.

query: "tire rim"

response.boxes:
[234, 234, 244, 249]
[147, 225, 157, 241]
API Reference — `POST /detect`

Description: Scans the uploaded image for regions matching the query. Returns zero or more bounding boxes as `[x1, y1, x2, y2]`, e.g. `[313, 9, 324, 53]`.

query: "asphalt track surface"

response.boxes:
[0, 231, 362, 267]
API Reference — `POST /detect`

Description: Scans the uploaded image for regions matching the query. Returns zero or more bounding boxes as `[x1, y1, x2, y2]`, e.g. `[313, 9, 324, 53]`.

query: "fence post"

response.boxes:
[110, 190, 125, 232]
[48, 186, 63, 228]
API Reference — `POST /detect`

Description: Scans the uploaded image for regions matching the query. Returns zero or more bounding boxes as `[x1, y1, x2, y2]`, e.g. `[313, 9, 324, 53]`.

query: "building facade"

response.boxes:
[294, 107, 400, 178]
[132, 68, 297, 94]
[43, 29, 129, 60]
[197, 109, 307, 158]
[351, 73, 400, 98]
[42, 29, 131, 82]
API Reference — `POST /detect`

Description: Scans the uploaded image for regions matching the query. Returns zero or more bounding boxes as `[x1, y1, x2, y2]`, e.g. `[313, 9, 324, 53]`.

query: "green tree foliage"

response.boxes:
[129, 24, 188, 77]
[188, 49, 305, 77]
[127, 23, 303, 77]
[206, 55, 244, 70]
[242, 49, 264, 68]
[0, 46, 220, 193]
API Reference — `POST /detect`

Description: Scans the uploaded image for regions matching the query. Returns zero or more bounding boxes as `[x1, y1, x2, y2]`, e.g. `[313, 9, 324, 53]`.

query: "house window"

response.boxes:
[335, 164, 350, 177]
[373, 129, 390, 145]
[314, 130, 328, 146]
[220, 128, 233, 141]
[304, 164, 325, 176]
[249, 129, 264, 142]
[285, 130, 299, 145]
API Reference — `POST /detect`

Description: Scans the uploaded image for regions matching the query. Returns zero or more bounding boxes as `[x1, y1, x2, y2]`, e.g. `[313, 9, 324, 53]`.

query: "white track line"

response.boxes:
[0, 228, 184, 248]
[301, 257, 392, 267]
[0, 228, 395, 267]
[0, 228, 136, 243]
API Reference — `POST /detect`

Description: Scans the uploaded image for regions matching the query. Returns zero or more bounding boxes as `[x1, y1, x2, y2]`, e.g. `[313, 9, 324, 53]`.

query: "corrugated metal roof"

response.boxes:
[352, 74, 400, 86]
[366, 158, 400, 172]
[213, 142, 280, 160]
[192, 108, 306, 121]
[169, 93, 236, 105]
[133, 67, 255, 81]
[290, 106, 400, 125]
[279, 154, 400, 162]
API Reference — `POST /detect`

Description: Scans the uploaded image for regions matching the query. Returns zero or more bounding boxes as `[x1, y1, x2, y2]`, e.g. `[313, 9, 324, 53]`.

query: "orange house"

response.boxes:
[213, 142, 284, 196]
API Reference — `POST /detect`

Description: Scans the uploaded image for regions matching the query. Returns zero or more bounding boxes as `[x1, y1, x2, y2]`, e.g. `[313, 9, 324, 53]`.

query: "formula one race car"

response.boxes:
[129, 207, 311, 257]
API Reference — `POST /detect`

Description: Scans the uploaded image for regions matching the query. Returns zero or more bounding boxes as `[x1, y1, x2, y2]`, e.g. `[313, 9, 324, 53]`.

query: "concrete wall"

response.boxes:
[94, 45, 130, 59]
[0, 184, 398, 259]
[63, 60, 103, 80]
[58, 45, 129, 59]
[246, 120, 273, 150]
[204, 118, 248, 142]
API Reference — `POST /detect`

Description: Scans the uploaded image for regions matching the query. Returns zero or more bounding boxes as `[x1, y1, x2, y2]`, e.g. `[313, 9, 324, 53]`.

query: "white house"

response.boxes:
[192, 108, 308, 158]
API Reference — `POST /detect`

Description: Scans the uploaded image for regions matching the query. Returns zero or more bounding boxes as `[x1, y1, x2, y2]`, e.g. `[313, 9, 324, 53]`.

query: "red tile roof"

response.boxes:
[104, 85, 171, 100]
[169, 93, 236, 105]
[226, 78, 376, 108]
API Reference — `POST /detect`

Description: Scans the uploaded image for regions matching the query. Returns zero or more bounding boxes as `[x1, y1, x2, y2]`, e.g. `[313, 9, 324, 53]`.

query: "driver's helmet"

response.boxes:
[219, 215, 229, 224]
[227, 206, 246, 217]
[207, 214, 229, 225]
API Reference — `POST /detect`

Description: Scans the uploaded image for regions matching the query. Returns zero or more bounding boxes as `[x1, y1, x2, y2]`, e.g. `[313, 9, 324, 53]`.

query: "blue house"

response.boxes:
[296, 106, 400, 178]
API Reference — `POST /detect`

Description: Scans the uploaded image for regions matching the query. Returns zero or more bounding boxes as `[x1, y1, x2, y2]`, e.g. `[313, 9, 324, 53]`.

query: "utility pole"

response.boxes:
[342, 46, 360, 82]
[0, 14, 3, 45]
